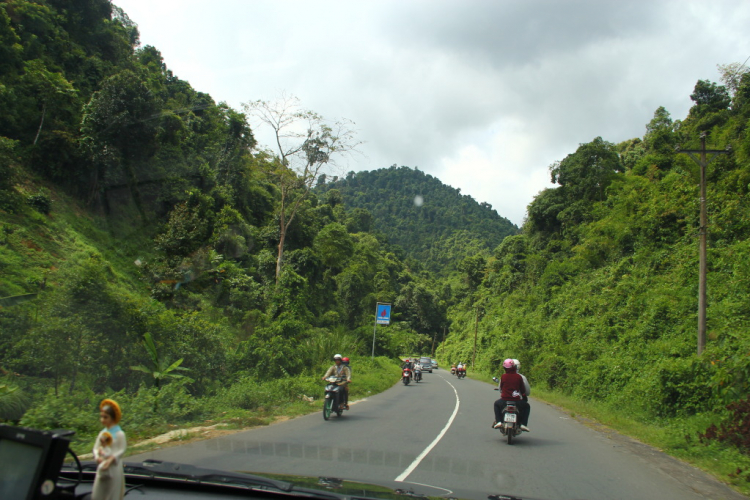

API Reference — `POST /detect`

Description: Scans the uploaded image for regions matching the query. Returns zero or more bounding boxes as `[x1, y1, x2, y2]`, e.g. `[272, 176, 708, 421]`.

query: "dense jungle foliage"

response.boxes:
[315, 167, 517, 275]
[0, 0, 450, 445]
[2, 1, 750, 483]
[440, 69, 750, 463]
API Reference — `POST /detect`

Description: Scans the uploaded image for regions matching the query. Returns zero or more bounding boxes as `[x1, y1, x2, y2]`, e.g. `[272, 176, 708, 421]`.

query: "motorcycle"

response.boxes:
[450, 366, 456, 376]
[402, 367, 412, 385]
[456, 367, 466, 379]
[492, 377, 522, 444]
[323, 376, 347, 420]
[414, 367, 422, 383]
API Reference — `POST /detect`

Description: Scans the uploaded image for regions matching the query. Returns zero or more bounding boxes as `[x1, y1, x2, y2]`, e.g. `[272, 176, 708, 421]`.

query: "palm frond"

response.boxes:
[0, 293, 38, 308]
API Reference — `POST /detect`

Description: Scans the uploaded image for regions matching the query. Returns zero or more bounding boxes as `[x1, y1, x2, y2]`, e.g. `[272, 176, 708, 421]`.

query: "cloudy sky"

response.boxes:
[115, 0, 750, 226]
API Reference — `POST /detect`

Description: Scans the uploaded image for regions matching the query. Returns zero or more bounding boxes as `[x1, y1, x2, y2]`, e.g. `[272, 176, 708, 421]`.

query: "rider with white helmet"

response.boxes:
[322, 354, 352, 409]
[511, 359, 531, 401]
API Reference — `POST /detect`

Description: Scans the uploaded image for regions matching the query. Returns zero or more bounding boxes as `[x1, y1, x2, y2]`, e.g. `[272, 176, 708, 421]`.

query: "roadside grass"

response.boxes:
[465, 369, 750, 496]
[47, 355, 403, 460]
[118, 355, 401, 458]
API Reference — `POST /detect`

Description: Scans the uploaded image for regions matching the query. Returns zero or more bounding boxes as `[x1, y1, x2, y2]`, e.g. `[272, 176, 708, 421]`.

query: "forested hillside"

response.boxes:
[2, 0, 750, 488]
[315, 167, 517, 274]
[0, 0, 445, 447]
[440, 71, 750, 484]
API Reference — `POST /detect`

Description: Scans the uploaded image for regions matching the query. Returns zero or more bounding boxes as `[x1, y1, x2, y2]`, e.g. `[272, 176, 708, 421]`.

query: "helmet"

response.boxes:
[342, 357, 350, 362]
[512, 359, 520, 370]
[333, 354, 342, 360]
[503, 358, 515, 369]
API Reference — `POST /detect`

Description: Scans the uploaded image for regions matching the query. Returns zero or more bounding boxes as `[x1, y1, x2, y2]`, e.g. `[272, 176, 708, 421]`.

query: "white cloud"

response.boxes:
[116, 0, 750, 225]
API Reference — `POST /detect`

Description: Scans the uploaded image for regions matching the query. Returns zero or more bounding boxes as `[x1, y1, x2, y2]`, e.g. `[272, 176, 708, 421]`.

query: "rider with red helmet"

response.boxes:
[493, 359, 530, 431]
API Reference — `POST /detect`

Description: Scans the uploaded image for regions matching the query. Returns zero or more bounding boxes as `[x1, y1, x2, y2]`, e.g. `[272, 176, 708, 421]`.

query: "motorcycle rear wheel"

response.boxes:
[323, 398, 333, 420]
[507, 428, 513, 445]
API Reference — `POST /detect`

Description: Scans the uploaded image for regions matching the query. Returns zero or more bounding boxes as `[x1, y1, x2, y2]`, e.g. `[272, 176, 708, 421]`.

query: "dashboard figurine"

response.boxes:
[95, 431, 113, 472]
[92, 399, 127, 500]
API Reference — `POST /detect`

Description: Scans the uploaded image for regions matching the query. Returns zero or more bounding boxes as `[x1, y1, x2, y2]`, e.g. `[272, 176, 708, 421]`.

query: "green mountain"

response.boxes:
[440, 76, 750, 479]
[3, 0, 750, 486]
[0, 0, 443, 445]
[316, 166, 518, 273]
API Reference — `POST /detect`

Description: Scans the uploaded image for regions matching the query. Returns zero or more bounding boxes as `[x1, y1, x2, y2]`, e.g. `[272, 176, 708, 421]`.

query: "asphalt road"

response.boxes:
[128, 369, 746, 500]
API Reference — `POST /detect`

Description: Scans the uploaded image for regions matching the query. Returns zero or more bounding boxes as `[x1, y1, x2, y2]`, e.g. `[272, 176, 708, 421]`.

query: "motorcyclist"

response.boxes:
[512, 359, 531, 400]
[322, 354, 351, 409]
[401, 358, 414, 379]
[342, 357, 351, 407]
[493, 359, 530, 432]
[413, 360, 422, 382]
[456, 362, 466, 377]
[509, 358, 531, 428]
[450, 363, 457, 375]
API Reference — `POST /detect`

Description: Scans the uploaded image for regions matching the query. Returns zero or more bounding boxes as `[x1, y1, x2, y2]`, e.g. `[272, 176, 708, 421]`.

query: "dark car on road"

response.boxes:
[419, 357, 433, 373]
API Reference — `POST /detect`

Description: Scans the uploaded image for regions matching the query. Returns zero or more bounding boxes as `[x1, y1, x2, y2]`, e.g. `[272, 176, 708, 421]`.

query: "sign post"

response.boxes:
[372, 303, 391, 358]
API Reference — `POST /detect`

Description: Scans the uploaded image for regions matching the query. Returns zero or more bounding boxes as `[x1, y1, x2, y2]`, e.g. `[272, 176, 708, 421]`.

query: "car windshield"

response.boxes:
[2, 1, 750, 500]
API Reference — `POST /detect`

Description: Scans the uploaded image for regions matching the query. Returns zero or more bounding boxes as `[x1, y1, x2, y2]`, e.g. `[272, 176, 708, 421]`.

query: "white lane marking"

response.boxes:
[399, 481, 454, 496]
[395, 377, 460, 482]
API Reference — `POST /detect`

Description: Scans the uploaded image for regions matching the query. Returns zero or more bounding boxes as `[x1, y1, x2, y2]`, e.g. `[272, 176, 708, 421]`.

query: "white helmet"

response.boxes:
[512, 359, 520, 370]
[333, 354, 342, 360]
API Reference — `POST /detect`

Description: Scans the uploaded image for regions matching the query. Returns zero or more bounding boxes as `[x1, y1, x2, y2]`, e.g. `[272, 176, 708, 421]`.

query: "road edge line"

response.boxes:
[395, 377, 460, 482]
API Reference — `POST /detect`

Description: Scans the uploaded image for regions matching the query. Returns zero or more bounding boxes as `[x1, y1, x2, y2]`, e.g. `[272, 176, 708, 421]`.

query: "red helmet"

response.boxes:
[342, 357, 350, 362]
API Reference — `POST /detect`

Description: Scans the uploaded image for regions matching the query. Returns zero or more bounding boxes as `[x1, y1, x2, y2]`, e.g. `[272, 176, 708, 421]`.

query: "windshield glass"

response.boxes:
[2, 1, 750, 500]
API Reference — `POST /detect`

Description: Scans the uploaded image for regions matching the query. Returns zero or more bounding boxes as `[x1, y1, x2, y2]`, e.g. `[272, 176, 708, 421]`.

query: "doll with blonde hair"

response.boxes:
[92, 399, 126, 500]
[95, 431, 113, 469]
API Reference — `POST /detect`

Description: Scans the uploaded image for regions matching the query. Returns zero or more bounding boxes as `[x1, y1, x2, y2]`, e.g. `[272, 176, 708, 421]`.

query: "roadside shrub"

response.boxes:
[0, 381, 31, 421]
[0, 137, 17, 192]
[212, 376, 317, 411]
[117, 382, 202, 435]
[698, 396, 750, 455]
[27, 191, 51, 214]
[641, 357, 712, 418]
[531, 353, 568, 390]
[19, 389, 100, 436]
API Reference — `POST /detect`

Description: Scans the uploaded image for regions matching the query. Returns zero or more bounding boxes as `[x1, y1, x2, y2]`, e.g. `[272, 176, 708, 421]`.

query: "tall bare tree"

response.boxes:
[244, 94, 361, 283]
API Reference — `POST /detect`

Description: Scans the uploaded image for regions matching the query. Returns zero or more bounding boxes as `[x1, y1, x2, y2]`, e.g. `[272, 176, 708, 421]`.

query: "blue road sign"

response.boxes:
[376, 304, 391, 325]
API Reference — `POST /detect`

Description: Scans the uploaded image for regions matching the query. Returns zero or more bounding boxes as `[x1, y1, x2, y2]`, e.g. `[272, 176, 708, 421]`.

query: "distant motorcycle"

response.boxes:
[456, 367, 466, 379]
[402, 367, 412, 385]
[323, 376, 347, 420]
[414, 366, 422, 383]
[492, 376, 522, 444]
[450, 366, 456, 376]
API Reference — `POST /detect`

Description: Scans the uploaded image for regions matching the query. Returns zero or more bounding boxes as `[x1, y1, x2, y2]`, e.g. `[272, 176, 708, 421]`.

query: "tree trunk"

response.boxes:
[276, 227, 286, 284]
[33, 102, 46, 146]
[123, 157, 147, 224]
[275, 185, 287, 284]
[68, 369, 78, 395]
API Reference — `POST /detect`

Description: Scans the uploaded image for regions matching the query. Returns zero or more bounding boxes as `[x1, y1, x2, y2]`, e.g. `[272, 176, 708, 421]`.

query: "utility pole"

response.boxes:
[676, 134, 730, 355]
[431, 330, 437, 357]
[437, 325, 446, 358]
